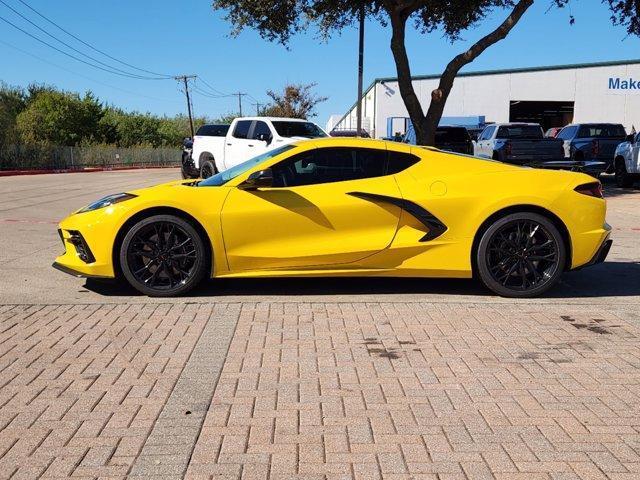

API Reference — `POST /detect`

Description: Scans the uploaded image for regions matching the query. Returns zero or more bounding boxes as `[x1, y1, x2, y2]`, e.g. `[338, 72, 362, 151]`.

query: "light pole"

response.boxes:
[356, 5, 365, 137]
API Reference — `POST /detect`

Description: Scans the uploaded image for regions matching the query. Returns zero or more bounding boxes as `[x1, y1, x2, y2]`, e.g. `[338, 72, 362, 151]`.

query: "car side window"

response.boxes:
[557, 126, 574, 140]
[233, 120, 252, 139]
[251, 121, 272, 141]
[387, 152, 420, 174]
[482, 126, 495, 140]
[635, 133, 640, 144]
[271, 148, 388, 187]
[478, 127, 489, 141]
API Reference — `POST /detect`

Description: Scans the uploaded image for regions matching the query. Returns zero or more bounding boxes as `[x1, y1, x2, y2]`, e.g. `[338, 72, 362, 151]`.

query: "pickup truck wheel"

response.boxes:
[615, 160, 634, 188]
[200, 160, 217, 179]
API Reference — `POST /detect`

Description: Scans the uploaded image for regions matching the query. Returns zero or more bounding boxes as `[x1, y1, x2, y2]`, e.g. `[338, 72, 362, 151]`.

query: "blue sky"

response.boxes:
[1, 0, 639, 126]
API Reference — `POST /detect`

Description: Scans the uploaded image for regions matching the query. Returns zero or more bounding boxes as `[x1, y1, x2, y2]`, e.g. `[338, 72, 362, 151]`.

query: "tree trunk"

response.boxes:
[389, 12, 429, 144]
[389, 0, 534, 146]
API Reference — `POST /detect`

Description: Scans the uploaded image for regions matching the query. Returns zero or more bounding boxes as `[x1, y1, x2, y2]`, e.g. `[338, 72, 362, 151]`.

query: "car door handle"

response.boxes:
[226, 143, 232, 146]
[248, 144, 254, 147]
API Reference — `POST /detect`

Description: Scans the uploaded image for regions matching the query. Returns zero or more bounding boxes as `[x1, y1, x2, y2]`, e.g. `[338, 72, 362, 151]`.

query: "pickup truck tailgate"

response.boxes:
[508, 139, 563, 163]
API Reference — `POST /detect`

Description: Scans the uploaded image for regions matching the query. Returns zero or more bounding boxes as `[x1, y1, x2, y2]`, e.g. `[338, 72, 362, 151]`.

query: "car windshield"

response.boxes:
[271, 121, 327, 138]
[198, 145, 297, 187]
[496, 125, 543, 139]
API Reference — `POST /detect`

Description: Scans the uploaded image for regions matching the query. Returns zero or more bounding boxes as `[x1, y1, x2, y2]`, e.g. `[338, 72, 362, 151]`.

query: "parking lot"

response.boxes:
[0, 169, 639, 479]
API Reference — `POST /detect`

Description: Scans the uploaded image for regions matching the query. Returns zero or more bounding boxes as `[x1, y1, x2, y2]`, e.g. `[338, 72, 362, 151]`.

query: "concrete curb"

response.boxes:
[0, 165, 179, 177]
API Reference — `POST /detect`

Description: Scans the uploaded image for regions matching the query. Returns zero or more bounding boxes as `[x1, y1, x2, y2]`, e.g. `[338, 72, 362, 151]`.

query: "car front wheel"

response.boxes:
[476, 213, 566, 298]
[120, 215, 208, 297]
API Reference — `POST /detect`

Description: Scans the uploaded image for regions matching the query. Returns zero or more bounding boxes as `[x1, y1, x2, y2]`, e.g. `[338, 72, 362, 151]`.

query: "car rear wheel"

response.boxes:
[615, 159, 634, 188]
[120, 215, 207, 297]
[476, 213, 566, 298]
[200, 159, 217, 179]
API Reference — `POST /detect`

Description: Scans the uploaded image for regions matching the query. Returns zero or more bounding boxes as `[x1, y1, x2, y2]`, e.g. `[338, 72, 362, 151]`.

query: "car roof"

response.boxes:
[494, 123, 541, 126]
[237, 117, 313, 122]
[564, 123, 624, 127]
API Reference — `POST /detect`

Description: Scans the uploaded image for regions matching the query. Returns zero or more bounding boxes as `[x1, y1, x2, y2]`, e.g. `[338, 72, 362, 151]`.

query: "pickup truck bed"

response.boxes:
[475, 123, 564, 165]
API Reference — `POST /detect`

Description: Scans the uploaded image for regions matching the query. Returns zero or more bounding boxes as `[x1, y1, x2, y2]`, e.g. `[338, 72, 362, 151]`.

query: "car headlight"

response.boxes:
[77, 193, 137, 213]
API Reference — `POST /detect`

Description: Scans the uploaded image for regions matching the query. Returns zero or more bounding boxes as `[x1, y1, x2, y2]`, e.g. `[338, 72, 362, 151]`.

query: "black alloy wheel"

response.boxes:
[120, 215, 207, 296]
[476, 213, 566, 298]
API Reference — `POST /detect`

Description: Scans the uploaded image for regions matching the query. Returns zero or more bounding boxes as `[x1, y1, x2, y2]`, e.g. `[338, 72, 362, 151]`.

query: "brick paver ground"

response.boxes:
[189, 302, 640, 480]
[0, 303, 238, 479]
[1, 302, 639, 479]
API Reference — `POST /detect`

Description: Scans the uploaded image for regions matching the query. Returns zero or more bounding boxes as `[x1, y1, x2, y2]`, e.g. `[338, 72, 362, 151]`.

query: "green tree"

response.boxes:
[0, 84, 27, 147]
[16, 88, 103, 145]
[212, 0, 640, 145]
[261, 83, 327, 118]
[214, 113, 237, 124]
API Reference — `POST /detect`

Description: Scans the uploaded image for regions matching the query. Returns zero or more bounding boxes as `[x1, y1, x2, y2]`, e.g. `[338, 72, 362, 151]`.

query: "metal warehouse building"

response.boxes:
[331, 59, 640, 139]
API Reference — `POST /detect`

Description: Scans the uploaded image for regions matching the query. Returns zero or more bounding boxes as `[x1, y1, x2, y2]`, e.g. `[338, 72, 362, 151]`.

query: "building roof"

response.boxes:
[374, 58, 640, 84]
[338, 58, 640, 126]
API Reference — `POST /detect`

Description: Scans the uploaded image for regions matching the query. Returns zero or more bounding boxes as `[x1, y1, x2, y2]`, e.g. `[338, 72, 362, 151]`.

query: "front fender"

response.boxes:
[56, 185, 231, 278]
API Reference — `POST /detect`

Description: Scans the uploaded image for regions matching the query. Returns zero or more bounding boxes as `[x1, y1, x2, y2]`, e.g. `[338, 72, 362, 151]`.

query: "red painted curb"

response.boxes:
[0, 165, 179, 177]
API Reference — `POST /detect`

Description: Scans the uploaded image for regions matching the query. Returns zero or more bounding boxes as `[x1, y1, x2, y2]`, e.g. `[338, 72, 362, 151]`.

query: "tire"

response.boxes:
[200, 159, 217, 179]
[119, 215, 208, 297]
[615, 159, 634, 188]
[476, 213, 566, 298]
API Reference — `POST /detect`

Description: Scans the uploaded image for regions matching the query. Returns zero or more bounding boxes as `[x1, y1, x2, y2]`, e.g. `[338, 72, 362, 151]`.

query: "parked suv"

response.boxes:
[613, 132, 640, 187]
[190, 117, 327, 178]
[474, 123, 563, 165]
[556, 123, 627, 174]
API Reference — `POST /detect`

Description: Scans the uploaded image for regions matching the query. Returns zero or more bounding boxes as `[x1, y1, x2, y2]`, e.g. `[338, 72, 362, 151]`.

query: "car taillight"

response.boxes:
[505, 141, 512, 156]
[591, 139, 600, 157]
[575, 182, 603, 199]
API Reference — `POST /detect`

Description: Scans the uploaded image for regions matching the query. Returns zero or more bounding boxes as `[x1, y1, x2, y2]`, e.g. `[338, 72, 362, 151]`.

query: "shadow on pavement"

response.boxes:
[84, 261, 640, 299]
[85, 276, 488, 298]
[553, 261, 640, 298]
[601, 175, 640, 198]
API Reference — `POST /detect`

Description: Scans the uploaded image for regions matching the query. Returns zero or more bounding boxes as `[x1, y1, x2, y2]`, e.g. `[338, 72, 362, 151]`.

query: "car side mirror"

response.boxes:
[257, 133, 272, 145]
[239, 168, 274, 190]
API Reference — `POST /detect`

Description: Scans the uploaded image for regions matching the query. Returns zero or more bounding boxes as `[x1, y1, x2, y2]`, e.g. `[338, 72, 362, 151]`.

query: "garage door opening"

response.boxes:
[509, 101, 574, 132]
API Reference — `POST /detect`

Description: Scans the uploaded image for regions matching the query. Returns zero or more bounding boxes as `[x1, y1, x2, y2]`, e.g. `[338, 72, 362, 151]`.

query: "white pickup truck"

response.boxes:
[189, 117, 328, 178]
[613, 132, 640, 188]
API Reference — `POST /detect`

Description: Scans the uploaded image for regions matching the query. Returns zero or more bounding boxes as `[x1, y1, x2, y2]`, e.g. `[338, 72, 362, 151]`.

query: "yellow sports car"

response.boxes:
[53, 137, 611, 298]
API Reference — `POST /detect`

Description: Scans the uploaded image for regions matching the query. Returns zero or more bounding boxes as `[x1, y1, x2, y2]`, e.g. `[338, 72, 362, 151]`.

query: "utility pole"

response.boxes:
[175, 75, 197, 138]
[233, 92, 247, 116]
[252, 102, 263, 116]
[356, 6, 365, 137]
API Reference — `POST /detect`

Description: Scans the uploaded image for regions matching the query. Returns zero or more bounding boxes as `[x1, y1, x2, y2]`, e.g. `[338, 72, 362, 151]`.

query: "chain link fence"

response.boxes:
[0, 144, 180, 171]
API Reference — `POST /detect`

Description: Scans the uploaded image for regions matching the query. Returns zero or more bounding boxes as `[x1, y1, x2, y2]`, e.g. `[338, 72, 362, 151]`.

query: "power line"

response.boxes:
[0, 14, 167, 80]
[0, 1, 168, 80]
[191, 84, 233, 99]
[197, 78, 229, 97]
[0, 38, 177, 102]
[13, 0, 172, 78]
